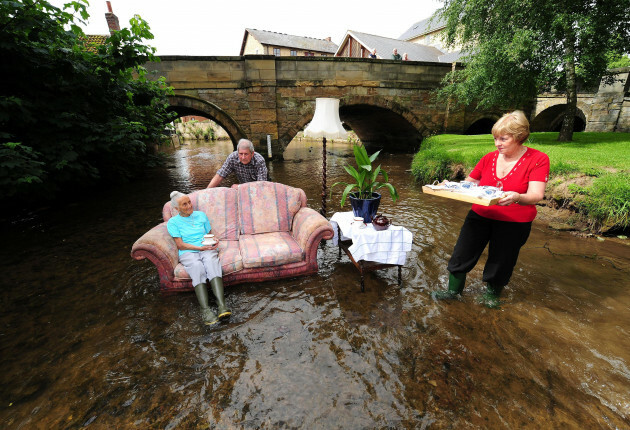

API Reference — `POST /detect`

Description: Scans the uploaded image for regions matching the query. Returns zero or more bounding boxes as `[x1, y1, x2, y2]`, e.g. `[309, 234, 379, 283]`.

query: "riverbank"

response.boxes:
[411, 132, 630, 235]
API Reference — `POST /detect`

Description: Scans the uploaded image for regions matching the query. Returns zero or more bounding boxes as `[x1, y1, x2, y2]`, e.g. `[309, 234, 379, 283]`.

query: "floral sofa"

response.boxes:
[131, 181, 334, 292]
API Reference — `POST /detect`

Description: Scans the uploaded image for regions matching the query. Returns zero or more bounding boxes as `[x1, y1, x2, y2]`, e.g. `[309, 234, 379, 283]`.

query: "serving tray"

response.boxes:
[422, 185, 501, 206]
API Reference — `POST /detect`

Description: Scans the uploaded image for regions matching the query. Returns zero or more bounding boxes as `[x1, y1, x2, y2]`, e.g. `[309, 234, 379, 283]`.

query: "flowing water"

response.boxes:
[1, 139, 629, 429]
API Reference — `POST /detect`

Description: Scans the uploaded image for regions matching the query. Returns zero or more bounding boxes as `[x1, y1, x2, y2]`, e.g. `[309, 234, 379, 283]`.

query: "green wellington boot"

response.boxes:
[478, 283, 504, 309]
[194, 283, 219, 325]
[209, 277, 232, 320]
[432, 272, 466, 300]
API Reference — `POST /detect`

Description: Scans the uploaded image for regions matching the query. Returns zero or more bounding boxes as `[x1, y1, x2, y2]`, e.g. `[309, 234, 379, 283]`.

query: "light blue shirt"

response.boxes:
[167, 211, 211, 256]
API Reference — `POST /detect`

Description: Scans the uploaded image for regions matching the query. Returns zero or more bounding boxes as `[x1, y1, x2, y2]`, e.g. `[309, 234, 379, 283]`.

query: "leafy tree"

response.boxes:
[436, 0, 630, 141]
[0, 0, 174, 202]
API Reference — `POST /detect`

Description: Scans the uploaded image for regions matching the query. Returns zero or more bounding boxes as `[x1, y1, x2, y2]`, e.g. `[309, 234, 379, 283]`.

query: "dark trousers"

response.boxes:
[447, 210, 532, 287]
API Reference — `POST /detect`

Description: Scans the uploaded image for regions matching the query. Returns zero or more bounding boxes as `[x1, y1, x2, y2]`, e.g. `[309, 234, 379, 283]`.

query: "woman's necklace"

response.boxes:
[497, 147, 527, 178]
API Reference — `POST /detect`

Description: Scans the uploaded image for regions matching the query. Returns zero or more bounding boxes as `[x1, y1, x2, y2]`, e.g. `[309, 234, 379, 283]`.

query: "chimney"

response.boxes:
[105, 1, 120, 35]
[325, 37, 332, 42]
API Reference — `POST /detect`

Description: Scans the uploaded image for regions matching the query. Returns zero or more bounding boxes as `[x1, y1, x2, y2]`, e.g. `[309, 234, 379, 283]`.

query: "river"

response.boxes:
[1, 139, 629, 428]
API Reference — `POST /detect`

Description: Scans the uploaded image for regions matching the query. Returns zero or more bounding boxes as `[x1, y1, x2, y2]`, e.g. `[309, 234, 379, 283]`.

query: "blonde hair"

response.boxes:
[492, 111, 530, 144]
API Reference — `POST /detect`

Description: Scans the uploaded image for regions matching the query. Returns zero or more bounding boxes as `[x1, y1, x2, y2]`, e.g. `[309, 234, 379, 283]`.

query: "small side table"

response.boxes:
[330, 212, 413, 292]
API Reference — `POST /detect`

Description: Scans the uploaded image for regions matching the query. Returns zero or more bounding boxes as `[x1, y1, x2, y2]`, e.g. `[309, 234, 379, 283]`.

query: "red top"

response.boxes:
[469, 147, 550, 222]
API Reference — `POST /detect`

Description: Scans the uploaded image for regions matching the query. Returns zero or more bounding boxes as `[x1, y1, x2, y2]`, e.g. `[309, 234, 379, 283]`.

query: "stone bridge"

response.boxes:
[146, 56, 496, 158]
[145, 57, 629, 158]
[532, 67, 630, 133]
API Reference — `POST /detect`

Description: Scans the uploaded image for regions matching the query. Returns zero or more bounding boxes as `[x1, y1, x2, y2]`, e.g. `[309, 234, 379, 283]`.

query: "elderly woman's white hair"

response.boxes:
[170, 191, 186, 209]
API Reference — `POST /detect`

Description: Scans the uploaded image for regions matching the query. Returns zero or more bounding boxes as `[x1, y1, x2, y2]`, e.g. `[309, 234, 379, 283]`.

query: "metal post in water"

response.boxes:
[321, 136, 327, 216]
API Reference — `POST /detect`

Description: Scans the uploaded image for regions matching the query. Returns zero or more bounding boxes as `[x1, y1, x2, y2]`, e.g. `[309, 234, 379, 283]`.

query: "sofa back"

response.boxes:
[237, 181, 306, 234]
[162, 187, 239, 240]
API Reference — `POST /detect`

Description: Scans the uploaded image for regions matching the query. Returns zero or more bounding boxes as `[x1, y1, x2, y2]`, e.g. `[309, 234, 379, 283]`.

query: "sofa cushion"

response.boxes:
[217, 240, 243, 275]
[196, 188, 239, 240]
[239, 232, 304, 268]
[237, 182, 305, 235]
[163, 188, 239, 240]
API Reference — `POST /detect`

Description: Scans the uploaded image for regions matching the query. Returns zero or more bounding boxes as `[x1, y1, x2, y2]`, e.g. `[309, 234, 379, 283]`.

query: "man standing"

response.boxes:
[207, 139, 268, 188]
[391, 48, 402, 60]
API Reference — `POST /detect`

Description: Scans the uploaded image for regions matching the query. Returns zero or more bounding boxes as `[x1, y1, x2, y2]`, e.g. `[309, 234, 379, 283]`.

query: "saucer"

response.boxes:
[202, 240, 217, 246]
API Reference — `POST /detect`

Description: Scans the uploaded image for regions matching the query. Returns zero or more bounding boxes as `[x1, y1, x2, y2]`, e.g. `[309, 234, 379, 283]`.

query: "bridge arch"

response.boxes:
[531, 102, 588, 132]
[167, 95, 247, 147]
[464, 112, 502, 135]
[278, 96, 426, 156]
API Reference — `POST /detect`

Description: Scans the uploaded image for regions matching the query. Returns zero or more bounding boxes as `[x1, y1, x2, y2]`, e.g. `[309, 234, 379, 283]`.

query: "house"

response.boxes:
[240, 28, 338, 57]
[83, 1, 120, 53]
[334, 30, 457, 63]
[399, 15, 448, 51]
[398, 14, 466, 62]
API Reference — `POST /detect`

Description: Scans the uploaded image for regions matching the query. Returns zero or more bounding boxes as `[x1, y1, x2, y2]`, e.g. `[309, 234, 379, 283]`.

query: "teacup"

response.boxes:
[352, 216, 366, 229]
[204, 234, 215, 239]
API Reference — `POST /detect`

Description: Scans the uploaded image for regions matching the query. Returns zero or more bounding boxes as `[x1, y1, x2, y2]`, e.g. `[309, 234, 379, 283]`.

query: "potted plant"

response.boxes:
[330, 144, 399, 223]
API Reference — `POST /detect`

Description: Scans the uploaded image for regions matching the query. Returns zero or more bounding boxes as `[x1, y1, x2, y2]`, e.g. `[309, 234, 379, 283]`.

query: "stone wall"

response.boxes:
[587, 68, 630, 132]
[533, 67, 629, 133]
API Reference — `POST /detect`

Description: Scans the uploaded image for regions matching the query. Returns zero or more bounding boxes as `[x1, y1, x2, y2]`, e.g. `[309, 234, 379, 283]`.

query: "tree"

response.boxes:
[0, 0, 174, 202]
[436, 0, 630, 141]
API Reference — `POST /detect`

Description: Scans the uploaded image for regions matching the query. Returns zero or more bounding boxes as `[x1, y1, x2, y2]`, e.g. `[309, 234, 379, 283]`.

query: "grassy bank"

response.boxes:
[411, 132, 630, 233]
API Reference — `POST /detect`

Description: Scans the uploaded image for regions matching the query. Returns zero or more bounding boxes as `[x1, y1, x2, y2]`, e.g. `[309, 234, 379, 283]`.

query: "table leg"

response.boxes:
[337, 225, 341, 259]
[398, 265, 402, 286]
[360, 260, 365, 292]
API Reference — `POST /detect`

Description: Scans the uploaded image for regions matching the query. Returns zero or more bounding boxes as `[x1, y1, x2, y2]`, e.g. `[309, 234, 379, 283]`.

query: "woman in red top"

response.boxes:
[433, 111, 550, 308]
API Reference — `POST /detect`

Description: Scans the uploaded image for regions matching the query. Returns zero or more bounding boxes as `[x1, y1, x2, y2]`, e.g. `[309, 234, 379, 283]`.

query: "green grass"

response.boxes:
[412, 132, 630, 232]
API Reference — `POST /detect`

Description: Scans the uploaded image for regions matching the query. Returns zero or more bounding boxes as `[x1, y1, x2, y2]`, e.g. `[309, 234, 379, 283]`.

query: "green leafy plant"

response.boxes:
[0, 0, 175, 202]
[330, 144, 399, 207]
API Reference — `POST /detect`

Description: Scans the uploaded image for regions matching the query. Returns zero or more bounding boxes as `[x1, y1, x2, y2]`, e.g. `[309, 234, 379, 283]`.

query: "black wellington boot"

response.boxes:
[478, 283, 505, 309]
[209, 277, 231, 320]
[432, 272, 466, 300]
[194, 283, 219, 325]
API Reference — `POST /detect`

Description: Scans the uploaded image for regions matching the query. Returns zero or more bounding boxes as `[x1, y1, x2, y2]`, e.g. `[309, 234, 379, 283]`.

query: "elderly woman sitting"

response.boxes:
[167, 191, 231, 325]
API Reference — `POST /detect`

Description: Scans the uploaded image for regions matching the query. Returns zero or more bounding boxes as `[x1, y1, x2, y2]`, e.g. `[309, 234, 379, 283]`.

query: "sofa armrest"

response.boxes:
[131, 223, 180, 288]
[291, 207, 334, 260]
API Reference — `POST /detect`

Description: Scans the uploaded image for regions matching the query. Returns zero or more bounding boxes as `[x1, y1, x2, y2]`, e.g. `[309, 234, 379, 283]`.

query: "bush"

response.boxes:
[0, 0, 174, 202]
[575, 173, 630, 231]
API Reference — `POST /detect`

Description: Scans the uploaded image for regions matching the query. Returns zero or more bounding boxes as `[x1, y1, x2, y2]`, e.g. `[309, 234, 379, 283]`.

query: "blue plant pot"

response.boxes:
[349, 192, 381, 224]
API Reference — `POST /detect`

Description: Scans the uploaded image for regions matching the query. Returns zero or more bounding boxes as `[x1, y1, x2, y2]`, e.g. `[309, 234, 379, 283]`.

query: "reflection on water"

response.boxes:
[1, 139, 629, 428]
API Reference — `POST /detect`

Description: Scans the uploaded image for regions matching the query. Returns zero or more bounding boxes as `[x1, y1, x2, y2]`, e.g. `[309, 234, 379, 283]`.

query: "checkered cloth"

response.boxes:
[217, 151, 268, 184]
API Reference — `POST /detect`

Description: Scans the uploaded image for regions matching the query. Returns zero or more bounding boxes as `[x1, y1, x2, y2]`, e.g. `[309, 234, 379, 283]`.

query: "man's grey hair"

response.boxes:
[170, 191, 186, 209]
[237, 138, 254, 153]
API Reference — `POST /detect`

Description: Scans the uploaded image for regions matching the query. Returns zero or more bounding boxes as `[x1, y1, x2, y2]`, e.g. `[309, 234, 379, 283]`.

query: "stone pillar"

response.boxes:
[243, 56, 282, 159]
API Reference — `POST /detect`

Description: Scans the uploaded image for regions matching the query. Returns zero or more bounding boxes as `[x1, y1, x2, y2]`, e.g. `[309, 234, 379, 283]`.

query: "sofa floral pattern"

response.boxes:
[132, 182, 334, 292]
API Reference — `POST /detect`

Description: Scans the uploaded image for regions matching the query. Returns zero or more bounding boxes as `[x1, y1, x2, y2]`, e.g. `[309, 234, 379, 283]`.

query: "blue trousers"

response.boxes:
[447, 210, 532, 287]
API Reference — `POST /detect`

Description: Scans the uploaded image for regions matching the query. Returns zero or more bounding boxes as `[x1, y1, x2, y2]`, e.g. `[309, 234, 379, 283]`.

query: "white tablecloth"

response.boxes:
[330, 212, 413, 266]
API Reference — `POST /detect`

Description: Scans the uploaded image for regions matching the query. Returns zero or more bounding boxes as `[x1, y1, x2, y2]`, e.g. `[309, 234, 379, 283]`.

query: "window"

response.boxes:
[290, 50, 297, 56]
[273, 48, 281, 56]
[321, 54, 327, 57]
[304, 52, 314, 56]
